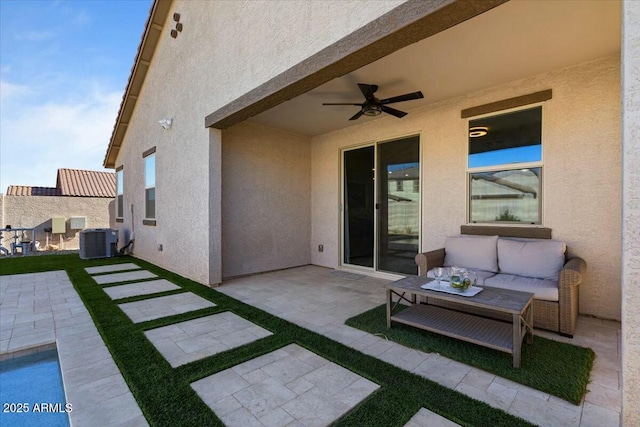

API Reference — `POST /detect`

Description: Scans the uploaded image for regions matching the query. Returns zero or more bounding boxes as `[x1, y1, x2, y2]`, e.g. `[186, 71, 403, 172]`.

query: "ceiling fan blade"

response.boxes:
[322, 103, 363, 106]
[357, 83, 378, 101]
[380, 91, 424, 104]
[381, 106, 408, 118]
[349, 110, 365, 121]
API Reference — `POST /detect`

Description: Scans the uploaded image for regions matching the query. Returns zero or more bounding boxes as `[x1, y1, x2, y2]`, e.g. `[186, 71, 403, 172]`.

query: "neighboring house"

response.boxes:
[103, 1, 638, 422]
[1, 168, 115, 250]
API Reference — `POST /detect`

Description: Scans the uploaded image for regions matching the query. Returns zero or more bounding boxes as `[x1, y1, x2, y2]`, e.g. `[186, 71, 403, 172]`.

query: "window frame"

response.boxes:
[116, 166, 124, 222]
[143, 147, 156, 224]
[466, 103, 545, 226]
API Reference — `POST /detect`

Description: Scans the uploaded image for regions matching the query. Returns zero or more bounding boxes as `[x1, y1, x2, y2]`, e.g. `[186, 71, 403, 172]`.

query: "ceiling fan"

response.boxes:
[322, 83, 424, 120]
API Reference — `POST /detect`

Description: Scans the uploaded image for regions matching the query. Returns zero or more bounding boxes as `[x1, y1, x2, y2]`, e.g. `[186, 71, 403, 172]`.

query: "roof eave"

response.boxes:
[103, 0, 173, 169]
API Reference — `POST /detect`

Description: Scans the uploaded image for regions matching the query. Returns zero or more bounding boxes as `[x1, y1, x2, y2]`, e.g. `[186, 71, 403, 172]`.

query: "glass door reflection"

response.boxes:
[377, 136, 420, 275]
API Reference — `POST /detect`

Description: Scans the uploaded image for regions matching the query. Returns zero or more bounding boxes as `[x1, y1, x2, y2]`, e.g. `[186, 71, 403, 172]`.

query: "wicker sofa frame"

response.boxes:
[414, 226, 587, 337]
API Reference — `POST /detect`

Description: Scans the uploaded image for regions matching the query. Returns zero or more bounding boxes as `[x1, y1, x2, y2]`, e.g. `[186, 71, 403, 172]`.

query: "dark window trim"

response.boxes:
[143, 219, 156, 226]
[461, 89, 552, 119]
[116, 218, 124, 223]
[461, 225, 552, 239]
[142, 146, 156, 158]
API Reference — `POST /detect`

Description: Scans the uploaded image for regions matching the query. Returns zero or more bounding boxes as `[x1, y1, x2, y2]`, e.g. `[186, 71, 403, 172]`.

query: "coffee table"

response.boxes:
[386, 276, 534, 368]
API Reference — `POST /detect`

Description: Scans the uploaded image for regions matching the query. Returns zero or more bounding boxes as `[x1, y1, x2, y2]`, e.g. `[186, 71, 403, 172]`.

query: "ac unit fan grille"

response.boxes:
[81, 232, 107, 258]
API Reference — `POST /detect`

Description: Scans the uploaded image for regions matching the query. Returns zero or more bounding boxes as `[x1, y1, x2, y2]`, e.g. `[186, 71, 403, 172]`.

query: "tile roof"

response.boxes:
[5, 186, 60, 196]
[56, 168, 116, 197]
[5, 168, 115, 198]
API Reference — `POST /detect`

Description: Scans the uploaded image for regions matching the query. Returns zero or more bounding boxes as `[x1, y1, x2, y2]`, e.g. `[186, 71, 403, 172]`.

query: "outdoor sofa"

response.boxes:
[415, 226, 586, 337]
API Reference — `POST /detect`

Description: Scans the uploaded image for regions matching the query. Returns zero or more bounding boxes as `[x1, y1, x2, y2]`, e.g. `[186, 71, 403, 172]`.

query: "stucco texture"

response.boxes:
[221, 122, 311, 278]
[1, 195, 112, 250]
[310, 55, 621, 320]
[622, 1, 640, 425]
[112, 0, 402, 285]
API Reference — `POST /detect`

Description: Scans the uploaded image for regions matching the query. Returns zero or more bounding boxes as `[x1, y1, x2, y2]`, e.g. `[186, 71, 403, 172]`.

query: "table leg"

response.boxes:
[526, 302, 534, 344]
[386, 289, 392, 328]
[512, 313, 521, 368]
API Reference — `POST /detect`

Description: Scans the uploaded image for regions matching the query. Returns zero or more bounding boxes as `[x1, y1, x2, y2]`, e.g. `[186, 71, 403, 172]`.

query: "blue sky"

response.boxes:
[0, 0, 152, 191]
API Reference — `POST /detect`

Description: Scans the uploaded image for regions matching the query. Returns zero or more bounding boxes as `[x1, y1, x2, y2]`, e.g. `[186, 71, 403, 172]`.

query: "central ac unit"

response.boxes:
[79, 228, 118, 259]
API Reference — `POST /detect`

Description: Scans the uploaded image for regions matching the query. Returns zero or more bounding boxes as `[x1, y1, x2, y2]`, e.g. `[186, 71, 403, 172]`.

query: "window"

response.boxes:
[116, 167, 124, 219]
[467, 106, 542, 224]
[395, 180, 403, 192]
[144, 152, 155, 220]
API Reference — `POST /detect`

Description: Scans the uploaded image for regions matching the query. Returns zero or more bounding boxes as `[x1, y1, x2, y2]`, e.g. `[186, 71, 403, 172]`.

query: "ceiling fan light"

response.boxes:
[363, 104, 382, 116]
[469, 126, 488, 137]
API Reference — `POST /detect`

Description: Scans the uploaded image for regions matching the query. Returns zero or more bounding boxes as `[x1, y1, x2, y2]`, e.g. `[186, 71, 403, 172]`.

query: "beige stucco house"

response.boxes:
[103, 1, 639, 424]
[1, 168, 115, 251]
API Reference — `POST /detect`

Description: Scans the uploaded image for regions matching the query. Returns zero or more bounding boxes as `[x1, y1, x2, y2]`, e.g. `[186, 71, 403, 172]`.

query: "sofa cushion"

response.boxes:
[484, 274, 559, 302]
[427, 268, 496, 285]
[497, 238, 566, 280]
[443, 235, 499, 272]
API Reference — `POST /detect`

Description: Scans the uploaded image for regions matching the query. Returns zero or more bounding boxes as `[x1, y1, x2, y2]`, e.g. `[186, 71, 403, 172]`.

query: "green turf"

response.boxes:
[1, 254, 537, 427]
[346, 304, 594, 405]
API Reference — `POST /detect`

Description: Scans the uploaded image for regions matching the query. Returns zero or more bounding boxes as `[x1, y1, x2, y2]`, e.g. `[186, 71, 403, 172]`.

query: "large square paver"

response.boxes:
[85, 263, 141, 275]
[118, 293, 215, 323]
[191, 343, 379, 427]
[103, 279, 181, 300]
[92, 270, 157, 285]
[145, 312, 272, 367]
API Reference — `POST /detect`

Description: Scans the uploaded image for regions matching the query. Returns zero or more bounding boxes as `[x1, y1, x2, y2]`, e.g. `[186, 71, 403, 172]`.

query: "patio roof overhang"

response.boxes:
[217, 1, 621, 137]
[203, 0, 509, 131]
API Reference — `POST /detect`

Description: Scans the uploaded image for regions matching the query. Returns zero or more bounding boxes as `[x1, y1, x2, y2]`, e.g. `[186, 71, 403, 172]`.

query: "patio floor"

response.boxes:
[217, 265, 622, 427]
[0, 263, 621, 426]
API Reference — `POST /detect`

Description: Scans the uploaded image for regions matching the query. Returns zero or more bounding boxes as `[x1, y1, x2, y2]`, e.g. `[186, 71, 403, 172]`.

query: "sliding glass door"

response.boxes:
[342, 136, 420, 275]
[343, 146, 375, 268]
[377, 136, 420, 275]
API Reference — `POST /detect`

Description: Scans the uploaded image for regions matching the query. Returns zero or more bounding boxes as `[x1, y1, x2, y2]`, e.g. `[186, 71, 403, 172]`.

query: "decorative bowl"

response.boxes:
[450, 276, 472, 292]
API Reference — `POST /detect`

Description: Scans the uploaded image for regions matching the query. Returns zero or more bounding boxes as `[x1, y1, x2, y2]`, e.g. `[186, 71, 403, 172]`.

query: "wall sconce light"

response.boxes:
[159, 118, 173, 130]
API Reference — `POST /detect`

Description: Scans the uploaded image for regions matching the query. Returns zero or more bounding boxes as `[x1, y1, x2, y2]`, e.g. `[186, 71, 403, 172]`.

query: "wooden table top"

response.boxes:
[386, 275, 534, 315]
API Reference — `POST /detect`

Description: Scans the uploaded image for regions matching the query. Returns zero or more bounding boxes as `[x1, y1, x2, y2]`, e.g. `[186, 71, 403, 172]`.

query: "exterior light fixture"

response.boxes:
[159, 118, 173, 130]
[469, 126, 488, 137]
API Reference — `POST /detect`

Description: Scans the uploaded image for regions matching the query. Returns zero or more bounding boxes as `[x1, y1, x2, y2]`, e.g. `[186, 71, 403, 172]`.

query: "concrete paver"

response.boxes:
[118, 292, 215, 323]
[191, 343, 379, 427]
[103, 279, 180, 300]
[145, 311, 272, 366]
[84, 263, 141, 275]
[92, 270, 157, 285]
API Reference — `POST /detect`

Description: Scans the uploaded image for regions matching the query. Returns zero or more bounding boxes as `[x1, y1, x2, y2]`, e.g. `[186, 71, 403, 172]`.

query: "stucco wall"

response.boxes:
[0, 196, 4, 231]
[1, 195, 112, 250]
[310, 55, 621, 320]
[622, 1, 640, 425]
[221, 122, 311, 278]
[112, 0, 406, 285]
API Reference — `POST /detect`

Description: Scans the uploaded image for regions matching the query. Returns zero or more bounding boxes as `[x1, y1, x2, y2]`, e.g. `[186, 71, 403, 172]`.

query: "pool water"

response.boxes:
[0, 349, 70, 427]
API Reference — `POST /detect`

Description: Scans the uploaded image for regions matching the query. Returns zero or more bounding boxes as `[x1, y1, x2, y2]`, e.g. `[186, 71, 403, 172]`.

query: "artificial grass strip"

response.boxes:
[1, 255, 535, 427]
[346, 304, 594, 405]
